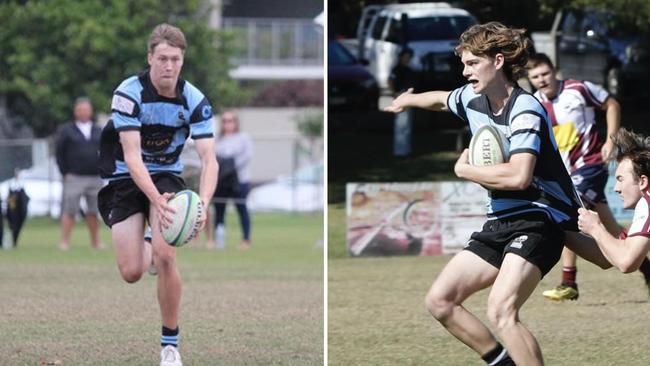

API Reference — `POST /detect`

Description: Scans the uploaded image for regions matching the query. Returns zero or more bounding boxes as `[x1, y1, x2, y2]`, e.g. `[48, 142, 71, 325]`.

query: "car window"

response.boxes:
[328, 42, 357, 66]
[371, 15, 388, 40]
[405, 16, 475, 41]
[562, 11, 581, 39]
[582, 12, 607, 40]
[386, 16, 403, 43]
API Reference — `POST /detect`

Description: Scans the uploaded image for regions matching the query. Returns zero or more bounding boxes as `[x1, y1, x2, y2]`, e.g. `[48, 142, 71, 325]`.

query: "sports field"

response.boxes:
[328, 205, 650, 366]
[0, 213, 323, 366]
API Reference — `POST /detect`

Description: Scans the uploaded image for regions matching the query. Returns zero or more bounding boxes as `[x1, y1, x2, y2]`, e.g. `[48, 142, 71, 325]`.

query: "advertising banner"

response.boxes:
[346, 182, 486, 257]
[347, 174, 633, 257]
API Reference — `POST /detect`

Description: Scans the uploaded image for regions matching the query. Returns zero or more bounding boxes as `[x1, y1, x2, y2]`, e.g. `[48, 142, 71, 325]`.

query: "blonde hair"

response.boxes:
[219, 110, 240, 138]
[456, 22, 531, 81]
[148, 23, 187, 53]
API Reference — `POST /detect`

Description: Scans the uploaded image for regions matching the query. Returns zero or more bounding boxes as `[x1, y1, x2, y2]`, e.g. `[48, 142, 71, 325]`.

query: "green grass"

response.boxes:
[329, 255, 650, 366]
[328, 204, 649, 365]
[0, 213, 323, 366]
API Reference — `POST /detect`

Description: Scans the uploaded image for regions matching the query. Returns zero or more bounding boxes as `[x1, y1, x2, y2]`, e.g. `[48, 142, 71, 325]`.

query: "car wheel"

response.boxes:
[606, 67, 623, 97]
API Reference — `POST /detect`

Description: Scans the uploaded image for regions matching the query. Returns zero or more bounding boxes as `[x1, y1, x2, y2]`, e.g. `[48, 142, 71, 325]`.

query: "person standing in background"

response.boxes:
[212, 110, 253, 250]
[55, 97, 104, 251]
[389, 48, 415, 157]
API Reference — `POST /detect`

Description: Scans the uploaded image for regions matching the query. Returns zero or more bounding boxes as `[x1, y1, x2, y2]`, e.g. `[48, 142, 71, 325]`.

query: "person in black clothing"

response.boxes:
[389, 47, 415, 157]
[55, 97, 104, 250]
[388, 47, 415, 97]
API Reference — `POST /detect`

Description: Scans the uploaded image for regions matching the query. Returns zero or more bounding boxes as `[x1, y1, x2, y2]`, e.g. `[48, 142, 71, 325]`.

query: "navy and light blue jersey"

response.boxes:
[99, 70, 214, 180]
[447, 84, 581, 230]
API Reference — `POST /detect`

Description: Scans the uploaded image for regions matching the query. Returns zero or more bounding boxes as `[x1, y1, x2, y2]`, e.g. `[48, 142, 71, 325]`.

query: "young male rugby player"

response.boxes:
[97, 24, 218, 366]
[385, 22, 582, 366]
[579, 129, 650, 280]
[527, 53, 650, 300]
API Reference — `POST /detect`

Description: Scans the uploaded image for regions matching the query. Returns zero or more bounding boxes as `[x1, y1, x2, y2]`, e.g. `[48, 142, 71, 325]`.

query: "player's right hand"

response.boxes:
[154, 192, 176, 230]
[383, 88, 413, 113]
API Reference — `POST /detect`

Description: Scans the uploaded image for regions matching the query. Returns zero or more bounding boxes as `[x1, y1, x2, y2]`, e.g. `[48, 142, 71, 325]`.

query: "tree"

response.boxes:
[0, 0, 249, 136]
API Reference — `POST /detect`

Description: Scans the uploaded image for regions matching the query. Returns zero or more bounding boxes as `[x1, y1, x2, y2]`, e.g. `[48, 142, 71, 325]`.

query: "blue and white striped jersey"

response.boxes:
[99, 70, 214, 180]
[447, 84, 580, 229]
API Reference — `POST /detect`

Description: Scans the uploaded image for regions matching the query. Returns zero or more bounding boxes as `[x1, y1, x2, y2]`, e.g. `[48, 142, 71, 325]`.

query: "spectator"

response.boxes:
[55, 97, 104, 250]
[389, 47, 415, 157]
[212, 111, 253, 250]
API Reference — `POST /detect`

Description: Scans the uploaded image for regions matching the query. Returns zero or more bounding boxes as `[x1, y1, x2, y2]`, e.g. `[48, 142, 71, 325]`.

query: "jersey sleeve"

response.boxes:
[110, 78, 142, 132]
[583, 80, 609, 107]
[627, 196, 650, 238]
[446, 84, 470, 122]
[509, 112, 542, 156]
[186, 83, 215, 140]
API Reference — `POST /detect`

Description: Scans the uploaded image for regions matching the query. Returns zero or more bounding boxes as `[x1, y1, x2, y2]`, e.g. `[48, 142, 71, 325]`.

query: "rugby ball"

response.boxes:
[161, 190, 203, 247]
[468, 125, 510, 166]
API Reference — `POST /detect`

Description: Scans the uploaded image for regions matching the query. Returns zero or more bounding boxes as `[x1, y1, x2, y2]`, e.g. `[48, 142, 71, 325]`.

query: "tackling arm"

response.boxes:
[578, 208, 650, 273]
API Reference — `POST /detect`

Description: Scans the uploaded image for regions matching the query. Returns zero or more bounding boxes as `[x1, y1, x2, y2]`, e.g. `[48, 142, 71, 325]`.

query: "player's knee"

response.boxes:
[486, 300, 517, 331]
[119, 266, 143, 283]
[425, 288, 454, 321]
[154, 251, 176, 271]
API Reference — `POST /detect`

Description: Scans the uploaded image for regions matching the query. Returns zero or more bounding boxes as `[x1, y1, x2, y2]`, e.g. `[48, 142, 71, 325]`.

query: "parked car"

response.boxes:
[555, 9, 650, 97]
[248, 162, 323, 212]
[0, 159, 63, 218]
[357, 2, 477, 90]
[328, 40, 379, 110]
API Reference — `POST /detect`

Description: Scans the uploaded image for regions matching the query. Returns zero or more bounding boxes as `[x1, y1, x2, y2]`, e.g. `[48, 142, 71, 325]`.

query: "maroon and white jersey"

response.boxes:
[624, 191, 650, 239]
[534, 79, 609, 173]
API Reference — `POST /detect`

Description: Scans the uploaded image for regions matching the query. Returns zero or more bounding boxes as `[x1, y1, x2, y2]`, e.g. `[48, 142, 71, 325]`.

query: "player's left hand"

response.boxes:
[578, 207, 602, 236]
[453, 149, 470, 177]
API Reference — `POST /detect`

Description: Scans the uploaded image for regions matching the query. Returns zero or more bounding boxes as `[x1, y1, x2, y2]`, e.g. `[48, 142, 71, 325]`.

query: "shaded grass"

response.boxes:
[328, 110, 462, 204]
[329, 255, 650, 366]
[0, 213, 323, 366]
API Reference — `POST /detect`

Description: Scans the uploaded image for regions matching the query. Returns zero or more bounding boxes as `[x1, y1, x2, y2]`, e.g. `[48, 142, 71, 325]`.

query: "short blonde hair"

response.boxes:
[148, 23, 187, 53]
[456, 22, 531, 81]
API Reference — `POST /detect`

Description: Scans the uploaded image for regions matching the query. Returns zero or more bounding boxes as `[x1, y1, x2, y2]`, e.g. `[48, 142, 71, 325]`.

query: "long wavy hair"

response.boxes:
[455, 22, 532, 82]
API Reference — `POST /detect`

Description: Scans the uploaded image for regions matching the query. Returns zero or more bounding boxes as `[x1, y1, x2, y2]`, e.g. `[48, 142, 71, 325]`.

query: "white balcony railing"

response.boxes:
[223, 17, 323, 67]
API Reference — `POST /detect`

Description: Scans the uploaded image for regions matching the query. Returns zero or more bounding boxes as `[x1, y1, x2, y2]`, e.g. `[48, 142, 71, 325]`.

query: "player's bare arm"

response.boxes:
[454, 150, 536, 190]
[601, 97, 621, 159]
[578, 207, 650, 272]
[194, 137, 218, 229]
[384, 88, 451, 113]
[120, 130, 175, 228]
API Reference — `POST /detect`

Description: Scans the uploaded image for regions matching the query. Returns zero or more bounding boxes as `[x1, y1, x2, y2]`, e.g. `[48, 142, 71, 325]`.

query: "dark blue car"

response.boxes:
[557, 9, 650, 98]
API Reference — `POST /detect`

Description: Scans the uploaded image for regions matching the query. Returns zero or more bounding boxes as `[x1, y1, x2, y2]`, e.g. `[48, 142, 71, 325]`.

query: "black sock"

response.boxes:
[161, 326, 179, 348]
[482, 343, 515, 365]
[639, 257, 650, 282]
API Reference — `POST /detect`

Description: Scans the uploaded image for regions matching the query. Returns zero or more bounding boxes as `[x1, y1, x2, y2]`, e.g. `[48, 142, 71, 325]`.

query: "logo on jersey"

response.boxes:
[178, 111, 186, 121]
[511, 114, 540, 133]
[111, 94, 136, 116]
[140, 125, 176, 153]
[202, 105, 212, 119]
[571, 174, 584, 186]
[509, 235, 528, 249]
[553, 123, 579, 153]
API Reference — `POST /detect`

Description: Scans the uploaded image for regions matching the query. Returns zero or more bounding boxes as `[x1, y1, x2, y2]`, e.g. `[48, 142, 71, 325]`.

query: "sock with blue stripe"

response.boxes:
[161, 326, 179, 348]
